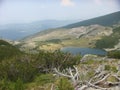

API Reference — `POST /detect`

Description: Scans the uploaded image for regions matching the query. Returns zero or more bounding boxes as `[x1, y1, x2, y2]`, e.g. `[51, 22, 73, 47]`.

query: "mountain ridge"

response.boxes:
[63, 11, 120, 28]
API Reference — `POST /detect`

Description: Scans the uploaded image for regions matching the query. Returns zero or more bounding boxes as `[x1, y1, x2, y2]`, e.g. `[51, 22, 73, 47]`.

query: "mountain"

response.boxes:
[20, 11, 120, 50]
[95, 26, 120, 50]
[64, 11, 120, 28]
[0, 20, 78, 40]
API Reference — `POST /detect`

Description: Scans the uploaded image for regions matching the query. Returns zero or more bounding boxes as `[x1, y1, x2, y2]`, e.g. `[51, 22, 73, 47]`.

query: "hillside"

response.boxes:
[0, 40, 120, 90]
[0, 47, 120, 90]
[20, 11, 120, 51]
[95, 26, 120, 50]
[21, 25, 113, 50]
[64, 11, 120, 28]
[0, 39, 22, 60]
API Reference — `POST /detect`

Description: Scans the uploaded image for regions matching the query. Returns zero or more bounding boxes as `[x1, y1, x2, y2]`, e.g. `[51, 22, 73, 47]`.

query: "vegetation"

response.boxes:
[64, 11, 120, 28]
[55, 77, 74, 90]
[0, 40, 22, 60]
[0, 40, 120, 90]
[108, 50, 120, 59]
[0, 40, 81, 89]
[36, 39, 62, 46]
[95, 26, 120, 48]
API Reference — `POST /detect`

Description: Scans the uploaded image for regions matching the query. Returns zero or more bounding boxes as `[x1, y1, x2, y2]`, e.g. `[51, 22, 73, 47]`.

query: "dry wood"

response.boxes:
[94, 74, 110, 85]
[54, 65, 120, 90]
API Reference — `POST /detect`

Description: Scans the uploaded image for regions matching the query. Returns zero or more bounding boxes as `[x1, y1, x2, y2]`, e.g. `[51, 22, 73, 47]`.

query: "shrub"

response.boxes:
[35, 74, 54, 85]
[0, 78, 10, 90]
[56, 77, 74, 90]
[108, 50, 120, 59]
[14, 78, 24, 90]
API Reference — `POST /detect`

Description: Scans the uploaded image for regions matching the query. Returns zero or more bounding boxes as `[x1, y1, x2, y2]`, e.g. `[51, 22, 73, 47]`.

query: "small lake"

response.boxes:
[61, 47, 107, 56]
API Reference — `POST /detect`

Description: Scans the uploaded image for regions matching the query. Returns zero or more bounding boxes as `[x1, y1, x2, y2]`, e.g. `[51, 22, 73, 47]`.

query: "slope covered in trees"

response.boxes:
[95, 26, 120, 49]
[0, 40, 22, 60]
[64, 11, 120, 28]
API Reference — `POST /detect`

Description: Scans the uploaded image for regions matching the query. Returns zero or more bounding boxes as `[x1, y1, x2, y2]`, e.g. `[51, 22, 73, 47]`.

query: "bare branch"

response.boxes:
[54, 68, 72, 78]
[78, 85, 88, 90]
[107, 82, 120, 86]
[51, 84, 54, 90]
[87, 82, 108, 90]
[73, 66, 79, 81]
[89, 71, 107, 83]
[94, 74, 110, 85]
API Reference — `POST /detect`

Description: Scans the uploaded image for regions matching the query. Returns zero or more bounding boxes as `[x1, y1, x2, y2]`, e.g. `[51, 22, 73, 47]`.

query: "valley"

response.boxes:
[20, 25, 113, 51]
[1, 0, 120, 89]
[19, 11, 120, 51]
[0, 11, 120, 90]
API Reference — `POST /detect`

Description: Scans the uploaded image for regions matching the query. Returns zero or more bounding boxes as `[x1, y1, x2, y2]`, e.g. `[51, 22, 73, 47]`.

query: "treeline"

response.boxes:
[95, 26, 120, 48]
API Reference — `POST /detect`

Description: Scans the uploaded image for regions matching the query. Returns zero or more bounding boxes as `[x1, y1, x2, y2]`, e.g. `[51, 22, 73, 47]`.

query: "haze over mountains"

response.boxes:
[0, 20, 78, 40]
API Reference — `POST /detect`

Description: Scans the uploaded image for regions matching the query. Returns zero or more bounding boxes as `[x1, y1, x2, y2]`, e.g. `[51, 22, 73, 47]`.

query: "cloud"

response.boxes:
[61, 0, 75, 6]
[94, 0, 102, 5]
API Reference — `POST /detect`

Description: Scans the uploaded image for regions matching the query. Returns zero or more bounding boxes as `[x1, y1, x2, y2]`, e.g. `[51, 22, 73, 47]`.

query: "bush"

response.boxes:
[0, 56, 37, 82]
[105, 65, 118, 73]
[34, 74, 54, 85]
[56, 77, 74, 90]
[0, 78, 11, 90]
[35, 50, 81, 72]
[105, 65, 111, 71]
[14, 78, 24, 90]
[108, 50, 120, 59]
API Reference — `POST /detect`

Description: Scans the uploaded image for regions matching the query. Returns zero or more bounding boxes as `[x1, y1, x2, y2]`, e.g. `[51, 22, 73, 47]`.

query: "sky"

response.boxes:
[0, 0, 120, 25]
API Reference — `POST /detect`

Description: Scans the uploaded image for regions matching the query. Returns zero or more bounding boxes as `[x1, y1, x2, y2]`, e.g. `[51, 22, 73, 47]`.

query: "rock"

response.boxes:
[81, 54, 98, 62]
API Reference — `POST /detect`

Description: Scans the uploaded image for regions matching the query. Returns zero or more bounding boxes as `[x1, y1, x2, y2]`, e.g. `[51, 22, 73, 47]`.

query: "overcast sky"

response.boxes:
[0, 0, 119, 25]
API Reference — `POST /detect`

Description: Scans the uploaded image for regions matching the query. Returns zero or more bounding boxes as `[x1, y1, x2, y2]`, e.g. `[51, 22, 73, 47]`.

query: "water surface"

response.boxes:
[61, 47, 107, 56]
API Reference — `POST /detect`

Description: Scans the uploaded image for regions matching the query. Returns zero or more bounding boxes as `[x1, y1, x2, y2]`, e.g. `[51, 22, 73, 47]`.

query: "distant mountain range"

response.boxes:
[0, 20, 78, 40]
[21, 11, 120, 50]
